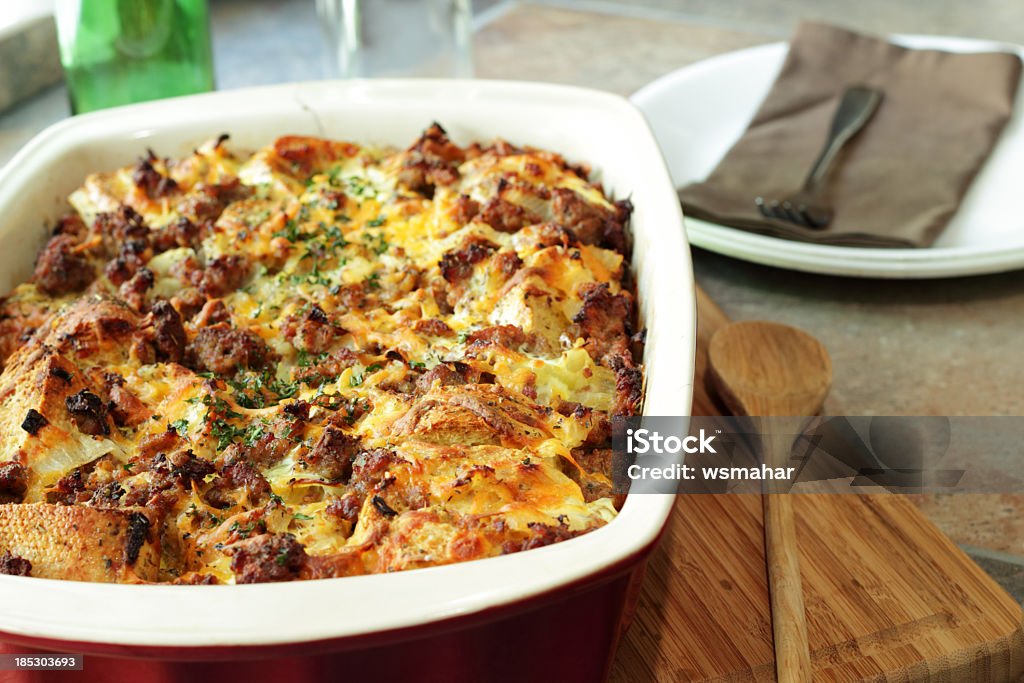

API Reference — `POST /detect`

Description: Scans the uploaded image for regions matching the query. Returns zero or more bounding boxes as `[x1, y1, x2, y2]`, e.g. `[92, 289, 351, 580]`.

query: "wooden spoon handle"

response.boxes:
[761, 423, 813, 682]
[765, 492, 812, 682]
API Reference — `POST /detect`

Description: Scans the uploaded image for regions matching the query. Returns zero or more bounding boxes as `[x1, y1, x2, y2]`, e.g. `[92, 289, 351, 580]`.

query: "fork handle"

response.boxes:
[804, 86, 883, 191]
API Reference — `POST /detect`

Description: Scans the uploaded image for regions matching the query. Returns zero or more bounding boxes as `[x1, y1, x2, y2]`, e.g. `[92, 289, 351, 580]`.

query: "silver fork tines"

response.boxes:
[755, 85, 883, 231]
[755, 197, 831, 229]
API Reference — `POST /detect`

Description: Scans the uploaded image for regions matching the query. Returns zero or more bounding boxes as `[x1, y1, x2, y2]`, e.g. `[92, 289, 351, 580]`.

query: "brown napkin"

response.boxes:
[679, 22, 1022, 248]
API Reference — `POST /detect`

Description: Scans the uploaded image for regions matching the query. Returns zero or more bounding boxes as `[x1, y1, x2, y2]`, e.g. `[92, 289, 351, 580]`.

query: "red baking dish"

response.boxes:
[0, 79, 694, 682]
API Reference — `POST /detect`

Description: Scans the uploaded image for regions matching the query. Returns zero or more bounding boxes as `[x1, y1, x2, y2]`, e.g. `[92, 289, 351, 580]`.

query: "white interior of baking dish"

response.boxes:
[0, 80, 694, 648]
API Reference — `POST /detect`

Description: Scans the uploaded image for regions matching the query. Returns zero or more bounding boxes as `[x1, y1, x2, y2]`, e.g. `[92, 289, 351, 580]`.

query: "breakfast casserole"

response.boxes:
[0, 125, 642, 584]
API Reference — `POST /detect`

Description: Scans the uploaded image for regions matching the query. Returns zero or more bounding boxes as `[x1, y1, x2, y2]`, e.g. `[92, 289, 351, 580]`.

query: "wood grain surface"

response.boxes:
[608, 287, 1024, 681]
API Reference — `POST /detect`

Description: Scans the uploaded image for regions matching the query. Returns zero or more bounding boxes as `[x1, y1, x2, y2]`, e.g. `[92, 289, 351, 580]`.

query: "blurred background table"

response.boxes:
[2, 0, 1024, 650]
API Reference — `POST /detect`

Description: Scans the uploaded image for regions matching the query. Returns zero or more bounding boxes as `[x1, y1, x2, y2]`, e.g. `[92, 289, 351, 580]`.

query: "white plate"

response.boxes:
[632, 35, 1024, 278]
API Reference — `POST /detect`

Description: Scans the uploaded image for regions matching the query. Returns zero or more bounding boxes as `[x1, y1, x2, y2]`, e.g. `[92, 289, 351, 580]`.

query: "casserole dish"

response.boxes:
[0, 79, 694, 682]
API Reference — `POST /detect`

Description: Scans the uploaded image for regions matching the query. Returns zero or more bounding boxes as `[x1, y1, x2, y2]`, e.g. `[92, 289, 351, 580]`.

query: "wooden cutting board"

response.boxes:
[609, 287, 1024, 682]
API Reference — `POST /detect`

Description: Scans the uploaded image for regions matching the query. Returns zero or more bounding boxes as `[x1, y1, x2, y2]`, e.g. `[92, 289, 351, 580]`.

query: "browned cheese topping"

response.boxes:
[0, 125, 642, 583]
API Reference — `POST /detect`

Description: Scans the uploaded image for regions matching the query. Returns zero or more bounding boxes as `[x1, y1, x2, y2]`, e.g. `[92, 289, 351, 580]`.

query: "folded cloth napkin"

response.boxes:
[678, 22, 1022, 248]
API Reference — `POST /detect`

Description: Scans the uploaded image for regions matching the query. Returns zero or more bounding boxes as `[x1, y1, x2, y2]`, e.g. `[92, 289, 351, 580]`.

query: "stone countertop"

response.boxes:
[0, 7, 60, 114]
[1, 0, 1022, 599]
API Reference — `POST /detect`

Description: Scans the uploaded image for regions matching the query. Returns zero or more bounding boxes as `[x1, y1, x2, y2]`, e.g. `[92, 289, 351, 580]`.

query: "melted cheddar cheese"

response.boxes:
[0, 125, 642, 584]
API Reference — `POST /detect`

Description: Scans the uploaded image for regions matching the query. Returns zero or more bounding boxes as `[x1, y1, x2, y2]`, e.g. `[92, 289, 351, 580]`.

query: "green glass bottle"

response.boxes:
[55, 0, 214, 114]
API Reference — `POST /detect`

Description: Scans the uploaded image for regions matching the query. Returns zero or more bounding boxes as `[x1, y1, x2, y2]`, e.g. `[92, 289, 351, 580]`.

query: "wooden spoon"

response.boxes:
[707, 320, 832, 683]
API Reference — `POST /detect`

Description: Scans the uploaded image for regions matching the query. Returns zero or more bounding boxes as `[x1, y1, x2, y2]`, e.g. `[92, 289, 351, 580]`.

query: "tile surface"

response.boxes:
[0, 15, 61, 114]
[912, 494, 1024, 558]
[963, 549, 1024, 607]
[474, 4, 766, 95]
[533, 0, 1024, 43]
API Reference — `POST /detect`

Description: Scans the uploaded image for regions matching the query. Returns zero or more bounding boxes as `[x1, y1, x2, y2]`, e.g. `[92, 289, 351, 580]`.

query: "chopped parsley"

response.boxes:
[292, 240, 336, 287]
[191, 391, 274, 451]
[273, 219, 305, 243]
[323, 224, 349, 250]
[346, 175, 371, 196]
[243, 422, 267, 447]
[361, 230, 389, 255]
[273, 206, 313, 242]
[349, 364, 382, 387]
[229, 521, 258, 539]
[210, 419, 242, 451]
[207, 418, 270, 452]
[228, 368, 299, 409]
[296, 350, 330, 368]
[189, 393, 243, 420]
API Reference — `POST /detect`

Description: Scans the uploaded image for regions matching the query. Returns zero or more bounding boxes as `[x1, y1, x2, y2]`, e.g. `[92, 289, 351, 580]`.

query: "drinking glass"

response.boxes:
[316, 0, 473, 79]
[54, 0, 215, 114]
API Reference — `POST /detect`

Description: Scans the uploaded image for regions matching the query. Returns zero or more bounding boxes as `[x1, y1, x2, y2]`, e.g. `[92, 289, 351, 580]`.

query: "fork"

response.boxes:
[756, 85, 884, 229]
